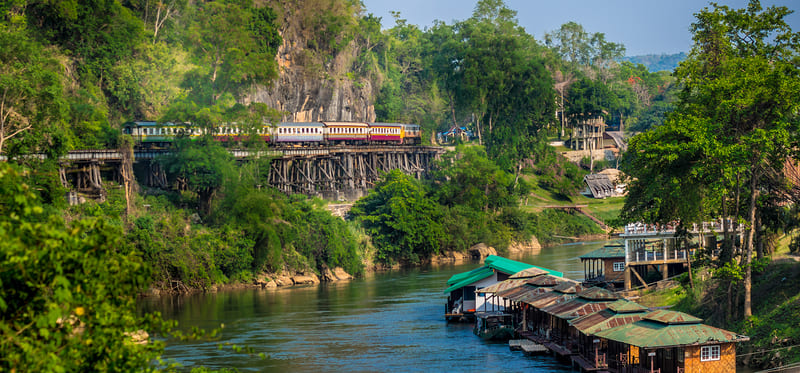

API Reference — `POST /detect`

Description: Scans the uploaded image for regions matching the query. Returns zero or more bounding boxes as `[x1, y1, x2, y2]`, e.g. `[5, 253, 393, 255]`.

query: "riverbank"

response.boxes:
[140, 241, 608, 371]
[141, 232, 612, 296]
[634, 254, 800, 370]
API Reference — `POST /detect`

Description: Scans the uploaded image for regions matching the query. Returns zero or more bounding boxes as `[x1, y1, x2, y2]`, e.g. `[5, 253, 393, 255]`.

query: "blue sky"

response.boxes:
[360, 0, 800, 56]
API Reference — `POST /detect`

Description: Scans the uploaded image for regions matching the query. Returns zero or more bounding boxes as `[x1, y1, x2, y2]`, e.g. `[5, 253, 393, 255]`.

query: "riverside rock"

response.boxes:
[469, 243, 498, 260]
[507, 237, 542, 254]
[292, 273, 320, 285]
[321, 266, 353, 281]
[430, 250, 470, 263]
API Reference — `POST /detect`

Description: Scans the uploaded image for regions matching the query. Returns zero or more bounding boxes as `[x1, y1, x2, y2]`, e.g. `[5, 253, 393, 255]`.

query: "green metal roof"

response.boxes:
[577, 287, 621, 301]
[447, 266, 488, 285]
[485, 255, 563, 277]
[606, 299, 649, 313]
[593, 310, 749, 347]
[444, 267, 494, 294]
[579, 243, 626, 259]
[444, 255, 562, 294]
[644, 309, 702, 324]
[569, 304, 649, 335]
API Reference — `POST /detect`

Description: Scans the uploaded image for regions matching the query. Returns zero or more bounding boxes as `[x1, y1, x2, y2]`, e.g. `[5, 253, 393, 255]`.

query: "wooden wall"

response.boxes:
[603, 258, 625, 282]
[683, 343, 736, 373]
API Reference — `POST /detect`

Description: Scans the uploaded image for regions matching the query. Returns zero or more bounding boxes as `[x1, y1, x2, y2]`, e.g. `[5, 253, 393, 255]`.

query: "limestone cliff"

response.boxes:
[244, 1, 376, 122]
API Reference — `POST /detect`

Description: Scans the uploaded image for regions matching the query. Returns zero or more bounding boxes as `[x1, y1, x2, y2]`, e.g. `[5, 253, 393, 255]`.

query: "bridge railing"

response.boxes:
[622, 219, 745, 236]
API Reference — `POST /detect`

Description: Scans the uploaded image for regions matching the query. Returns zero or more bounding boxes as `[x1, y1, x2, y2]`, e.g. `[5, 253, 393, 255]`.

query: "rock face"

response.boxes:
[291, 273, 320, 285]
[244, 5, 376, 122]
[507, 237, 542, 255]
[430, 250, 470, 263]
[321, 266, 354, 282]
[468, 243, 498, 260]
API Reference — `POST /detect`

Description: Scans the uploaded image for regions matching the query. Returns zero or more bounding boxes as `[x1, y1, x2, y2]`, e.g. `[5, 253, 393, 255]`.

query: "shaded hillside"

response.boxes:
[623, 52, 687, 72]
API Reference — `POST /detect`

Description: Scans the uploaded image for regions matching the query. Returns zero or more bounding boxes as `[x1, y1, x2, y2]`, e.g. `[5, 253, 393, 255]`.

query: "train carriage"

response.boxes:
[368, 122, 403, 145]
[401, 123, 421, 145]
[123, 120, 422, 148]
[123, 121, 186, 148]
[213, 124, 271, 143]
[324, 122, 369, 145]
[274, 122, 324, 145]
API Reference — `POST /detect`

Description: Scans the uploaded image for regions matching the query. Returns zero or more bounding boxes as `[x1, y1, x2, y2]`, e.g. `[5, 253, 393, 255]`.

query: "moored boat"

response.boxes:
[473, 312, 515, 341]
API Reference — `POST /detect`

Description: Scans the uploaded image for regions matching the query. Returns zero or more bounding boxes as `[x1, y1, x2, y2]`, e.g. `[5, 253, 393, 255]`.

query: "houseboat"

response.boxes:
[444, 255, 562, 322]
[473, 311, 515, 341]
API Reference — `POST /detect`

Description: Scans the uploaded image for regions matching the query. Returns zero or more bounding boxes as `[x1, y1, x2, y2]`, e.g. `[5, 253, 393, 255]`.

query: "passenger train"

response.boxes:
[123, 121, 422, 148]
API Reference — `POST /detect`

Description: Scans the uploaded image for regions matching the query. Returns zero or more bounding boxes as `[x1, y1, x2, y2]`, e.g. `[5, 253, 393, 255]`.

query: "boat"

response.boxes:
[473, 312, 515, 341]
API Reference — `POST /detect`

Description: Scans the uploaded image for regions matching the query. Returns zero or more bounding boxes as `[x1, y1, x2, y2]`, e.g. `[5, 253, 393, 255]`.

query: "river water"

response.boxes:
[140, 240, 612, 372]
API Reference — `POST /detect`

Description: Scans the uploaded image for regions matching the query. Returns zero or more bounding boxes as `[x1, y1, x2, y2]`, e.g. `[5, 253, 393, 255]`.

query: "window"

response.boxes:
[701, 345, 720, 361]
[613, 262, 625, 272]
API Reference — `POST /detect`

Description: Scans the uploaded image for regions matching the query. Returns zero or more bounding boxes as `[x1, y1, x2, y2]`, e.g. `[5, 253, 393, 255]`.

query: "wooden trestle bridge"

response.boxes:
[54, 145, 445, 202]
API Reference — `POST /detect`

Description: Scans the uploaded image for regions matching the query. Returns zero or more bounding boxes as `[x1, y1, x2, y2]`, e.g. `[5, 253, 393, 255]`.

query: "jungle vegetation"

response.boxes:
[5, 0, 800, 370]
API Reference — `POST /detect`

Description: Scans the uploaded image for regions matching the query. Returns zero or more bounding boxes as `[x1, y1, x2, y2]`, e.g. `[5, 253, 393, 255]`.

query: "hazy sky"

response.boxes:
[360, 0, 800, 56]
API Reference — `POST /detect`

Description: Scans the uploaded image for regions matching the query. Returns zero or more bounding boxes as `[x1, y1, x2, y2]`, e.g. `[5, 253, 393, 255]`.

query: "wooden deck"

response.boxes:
[509, 339, 548, 354]
[517, 332, 576, 357]
[571, 354, 610, 372]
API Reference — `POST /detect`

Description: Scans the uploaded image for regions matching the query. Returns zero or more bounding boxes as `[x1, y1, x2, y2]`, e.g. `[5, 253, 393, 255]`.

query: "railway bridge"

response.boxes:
[57, 145, 445, 202]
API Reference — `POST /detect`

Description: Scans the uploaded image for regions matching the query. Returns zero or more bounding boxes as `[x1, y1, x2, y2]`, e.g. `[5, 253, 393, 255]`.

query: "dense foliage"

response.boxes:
[0, 163, 169, 371]
[350, 147, 603, 263]
[620, 0, 800, 320]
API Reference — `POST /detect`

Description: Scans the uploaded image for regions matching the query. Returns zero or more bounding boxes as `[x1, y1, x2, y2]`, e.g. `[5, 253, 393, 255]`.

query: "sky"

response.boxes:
[360, 0, 800, 56]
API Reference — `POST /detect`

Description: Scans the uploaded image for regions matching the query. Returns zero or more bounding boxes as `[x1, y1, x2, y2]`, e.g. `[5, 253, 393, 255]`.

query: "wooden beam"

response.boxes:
[630, 266, 648, 289]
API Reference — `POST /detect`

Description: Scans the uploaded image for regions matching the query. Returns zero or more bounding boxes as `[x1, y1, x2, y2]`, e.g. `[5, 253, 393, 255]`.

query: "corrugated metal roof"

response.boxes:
[593, 311, 749, 347]
[579, 243, 626, 259]
[528, 275, 564, 286]
[447, 266, 488, 285]
[606, 299, 649, 313]
[577, 287, 620, 301]
[551, 281, 583, 294]
[543, 297, 604, 318]
[445, 256, 562, 294]
[526, 292, 576, 309]
[501, 286, 552, 302]
[643, 309, 703, 324]
[444, 267, 494, 294]
[497, 284, 538, 299]
[509, 267, 549, 279]
[570, 307, 648, 335]
[477, 279, 529, 294]
[485, 255, 563, 277]
[514, 288, 554, 304]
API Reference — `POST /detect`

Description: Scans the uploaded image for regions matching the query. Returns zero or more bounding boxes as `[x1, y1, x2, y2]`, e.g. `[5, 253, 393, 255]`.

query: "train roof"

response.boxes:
[369, 122, 404, 127]
[124, 121, 190, 127]
[323, 122, 369, 127]
[279, 122, 324, 127]
[124, 121, 157, 127]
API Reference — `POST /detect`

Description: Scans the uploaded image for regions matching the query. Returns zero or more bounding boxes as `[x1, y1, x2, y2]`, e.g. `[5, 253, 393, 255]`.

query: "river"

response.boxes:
[140, 240, 613, 372]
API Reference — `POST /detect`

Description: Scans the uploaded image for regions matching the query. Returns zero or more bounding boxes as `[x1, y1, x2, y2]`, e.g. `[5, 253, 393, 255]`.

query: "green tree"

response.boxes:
[26, 0, 145, 83]
[160, 137, 235, 216]
[0, 163, 169, 371]
[432, 145, 517, 212]
[545, 22, 625, 67]
[350, 169, 444, 263]
[185, 0, 281, 103]
[622, 0, 800, 319]
[0, 28, 69, 157]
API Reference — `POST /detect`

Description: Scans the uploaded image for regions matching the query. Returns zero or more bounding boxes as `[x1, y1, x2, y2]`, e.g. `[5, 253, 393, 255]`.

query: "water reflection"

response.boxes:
[141, 241, 612, 372]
